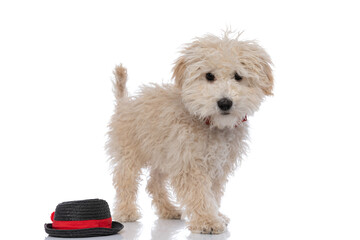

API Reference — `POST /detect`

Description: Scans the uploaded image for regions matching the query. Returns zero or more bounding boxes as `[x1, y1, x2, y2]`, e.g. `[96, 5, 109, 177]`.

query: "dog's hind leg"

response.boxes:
[146, 169, 182, 219]
[112, 151, 142, 222]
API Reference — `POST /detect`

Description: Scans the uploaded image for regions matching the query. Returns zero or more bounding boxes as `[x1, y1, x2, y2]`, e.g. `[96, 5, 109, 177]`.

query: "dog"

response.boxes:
[106, 31, 273, 234]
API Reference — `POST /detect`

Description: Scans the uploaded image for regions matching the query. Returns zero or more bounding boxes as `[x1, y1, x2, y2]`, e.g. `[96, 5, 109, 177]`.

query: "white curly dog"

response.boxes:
[107, 31, 273, 234]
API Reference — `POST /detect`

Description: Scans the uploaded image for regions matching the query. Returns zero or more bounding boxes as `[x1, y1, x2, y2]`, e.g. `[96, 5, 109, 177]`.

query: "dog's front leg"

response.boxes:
[172, 165, 226, 234]
[212, 174, 230, 226]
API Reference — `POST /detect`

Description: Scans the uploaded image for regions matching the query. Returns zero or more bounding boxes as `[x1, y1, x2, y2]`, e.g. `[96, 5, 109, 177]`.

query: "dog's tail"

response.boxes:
[112, 64, 128, 101]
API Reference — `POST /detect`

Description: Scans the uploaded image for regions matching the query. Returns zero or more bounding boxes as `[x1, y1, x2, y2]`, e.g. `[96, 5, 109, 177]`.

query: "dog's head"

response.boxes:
[172, 31, 273, 129]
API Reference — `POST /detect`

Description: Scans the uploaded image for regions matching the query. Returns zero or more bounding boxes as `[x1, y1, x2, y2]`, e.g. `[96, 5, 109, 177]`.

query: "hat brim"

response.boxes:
[44, 221, 123, 238]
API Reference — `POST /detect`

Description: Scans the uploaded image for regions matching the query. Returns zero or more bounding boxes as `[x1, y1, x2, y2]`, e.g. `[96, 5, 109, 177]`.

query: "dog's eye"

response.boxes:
[206, 72, 215, 82]
[234, 72, 243, 81]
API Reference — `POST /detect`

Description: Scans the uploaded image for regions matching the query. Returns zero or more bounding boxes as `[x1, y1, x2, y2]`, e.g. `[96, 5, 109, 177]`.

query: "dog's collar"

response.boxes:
[205, 115, 247, 128]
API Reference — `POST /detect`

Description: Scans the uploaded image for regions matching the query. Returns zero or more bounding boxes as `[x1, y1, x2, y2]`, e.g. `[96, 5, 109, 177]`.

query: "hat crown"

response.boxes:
[54, 199, 111, 221]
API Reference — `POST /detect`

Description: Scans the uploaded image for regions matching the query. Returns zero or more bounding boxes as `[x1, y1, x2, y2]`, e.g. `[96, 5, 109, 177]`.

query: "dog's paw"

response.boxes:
[188, 217, 226, 234]
[158, 209, 182, 219]
[113, 207, 141, 222]
[218, 212, 230, 226]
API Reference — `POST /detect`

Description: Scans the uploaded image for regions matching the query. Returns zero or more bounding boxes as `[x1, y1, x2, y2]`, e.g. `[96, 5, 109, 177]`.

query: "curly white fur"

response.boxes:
[107, 31, 273, 234]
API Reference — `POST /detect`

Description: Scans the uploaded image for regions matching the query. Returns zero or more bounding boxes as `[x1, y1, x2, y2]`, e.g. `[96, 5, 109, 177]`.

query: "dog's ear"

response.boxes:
[172, 57, 187, 88]
[249, 43, 274, 96]
[260, 59, 274, 96]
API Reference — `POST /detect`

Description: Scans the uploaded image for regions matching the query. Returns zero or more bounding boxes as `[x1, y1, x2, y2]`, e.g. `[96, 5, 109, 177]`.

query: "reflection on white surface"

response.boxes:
[150, 219, 186, 239]
[151, 219, 230, 240]
[44, 218, 231, 240]
[121, 222, 143, 240]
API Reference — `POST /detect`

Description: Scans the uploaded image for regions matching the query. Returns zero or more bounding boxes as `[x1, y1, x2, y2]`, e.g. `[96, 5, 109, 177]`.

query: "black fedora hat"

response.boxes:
[44, 199, 123, 238]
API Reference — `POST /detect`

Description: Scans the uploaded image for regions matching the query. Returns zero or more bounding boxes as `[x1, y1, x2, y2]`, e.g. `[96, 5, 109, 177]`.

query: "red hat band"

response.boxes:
[51, 212, 112, 230]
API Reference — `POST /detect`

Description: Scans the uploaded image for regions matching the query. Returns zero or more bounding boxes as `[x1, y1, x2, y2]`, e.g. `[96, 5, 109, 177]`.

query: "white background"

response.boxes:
[1, 0, 359, 239]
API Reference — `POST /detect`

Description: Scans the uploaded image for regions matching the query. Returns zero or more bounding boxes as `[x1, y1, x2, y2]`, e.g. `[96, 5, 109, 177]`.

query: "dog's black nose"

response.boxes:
[217, 98, 233, 111]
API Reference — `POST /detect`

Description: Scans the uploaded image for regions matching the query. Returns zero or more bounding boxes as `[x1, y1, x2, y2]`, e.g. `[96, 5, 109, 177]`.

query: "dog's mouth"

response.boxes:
[221, 112, 230, 115]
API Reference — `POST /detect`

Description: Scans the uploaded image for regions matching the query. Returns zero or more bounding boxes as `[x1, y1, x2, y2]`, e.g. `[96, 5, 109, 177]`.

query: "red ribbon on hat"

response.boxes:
[50, 212, 112, 230]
